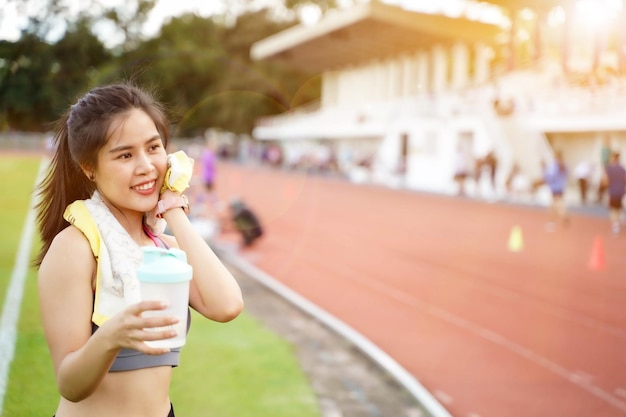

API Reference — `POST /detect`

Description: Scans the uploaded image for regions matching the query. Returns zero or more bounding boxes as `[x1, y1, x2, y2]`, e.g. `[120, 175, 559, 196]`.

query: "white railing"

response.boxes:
[255, 72, 626, 135]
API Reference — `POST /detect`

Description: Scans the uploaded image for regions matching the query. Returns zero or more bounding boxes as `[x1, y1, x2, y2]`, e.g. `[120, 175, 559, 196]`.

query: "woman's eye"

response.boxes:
[149, 144, 162, 152]
[119, 153, 132, 159]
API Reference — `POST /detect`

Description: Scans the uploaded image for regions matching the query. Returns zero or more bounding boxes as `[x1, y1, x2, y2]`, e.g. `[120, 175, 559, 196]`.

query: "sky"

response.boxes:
[0, 0, 282, 45]
[0, 0, 484, 45]
[0, 0, 621, 47]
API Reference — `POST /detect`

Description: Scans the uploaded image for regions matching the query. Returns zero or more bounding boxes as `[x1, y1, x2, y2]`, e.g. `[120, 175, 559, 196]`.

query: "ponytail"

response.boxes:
[35, 113, 95, 266]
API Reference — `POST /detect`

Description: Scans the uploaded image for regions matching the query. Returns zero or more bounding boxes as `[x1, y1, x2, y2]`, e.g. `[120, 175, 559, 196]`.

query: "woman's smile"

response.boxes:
[132, 180, 158, 194]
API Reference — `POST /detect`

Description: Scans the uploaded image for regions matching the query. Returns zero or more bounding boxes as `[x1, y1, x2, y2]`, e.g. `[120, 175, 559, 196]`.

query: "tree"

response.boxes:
[216, 8, 320, 134]
[110, 8, 320, 137]
[0, 0, 327, 133]
[0, 35, 57, 130]
[102, 0, 157, 52]
[284, 0, 338, 14]
[50, 19, 111, 114]
[110, 13, 229, 136]
[0, 18, 110, 131]
[5, 0, 156, 51]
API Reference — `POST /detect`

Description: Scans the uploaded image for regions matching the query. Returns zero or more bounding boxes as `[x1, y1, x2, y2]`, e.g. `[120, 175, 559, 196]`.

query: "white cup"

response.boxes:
[137, 247, 193, 348]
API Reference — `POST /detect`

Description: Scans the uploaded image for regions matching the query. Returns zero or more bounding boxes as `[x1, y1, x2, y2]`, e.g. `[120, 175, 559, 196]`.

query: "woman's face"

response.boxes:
[94, 108, 167, 215]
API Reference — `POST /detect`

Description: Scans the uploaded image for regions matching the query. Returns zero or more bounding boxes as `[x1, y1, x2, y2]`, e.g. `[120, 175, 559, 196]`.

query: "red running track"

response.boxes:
[213, 162, 626, 417]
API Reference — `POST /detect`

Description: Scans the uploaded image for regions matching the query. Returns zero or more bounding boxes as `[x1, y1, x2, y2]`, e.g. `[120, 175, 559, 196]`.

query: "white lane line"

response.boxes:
[571, 370, 594, 383]
[614, 388, 626, 399]
[0, 160, 46, 416]
[354, 276, 626, 414]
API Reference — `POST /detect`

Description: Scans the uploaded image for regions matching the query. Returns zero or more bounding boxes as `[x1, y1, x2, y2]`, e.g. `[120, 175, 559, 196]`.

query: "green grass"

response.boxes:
[0, 155, 56, 417]
[172, 312, 319, 417]
[1, 155, 320, 417]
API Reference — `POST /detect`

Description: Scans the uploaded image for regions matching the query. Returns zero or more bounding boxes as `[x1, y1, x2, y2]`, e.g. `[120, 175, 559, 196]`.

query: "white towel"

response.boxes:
[63, 191, 164, 325]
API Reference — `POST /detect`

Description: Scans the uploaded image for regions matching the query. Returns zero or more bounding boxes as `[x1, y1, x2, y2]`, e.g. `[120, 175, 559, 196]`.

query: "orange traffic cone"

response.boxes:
[587, 236, 605, 271]
[508, 225, 524, 252]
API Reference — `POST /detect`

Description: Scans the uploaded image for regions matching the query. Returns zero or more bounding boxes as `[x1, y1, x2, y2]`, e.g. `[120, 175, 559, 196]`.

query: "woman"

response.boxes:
[35, 82, 244, 417]
[603, 151, 626, 234]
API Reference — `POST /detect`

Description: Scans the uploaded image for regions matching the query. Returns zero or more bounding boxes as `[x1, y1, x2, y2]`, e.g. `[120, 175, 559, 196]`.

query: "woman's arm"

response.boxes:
[160, 192, 243, 322]
[38, 226, 177, 402]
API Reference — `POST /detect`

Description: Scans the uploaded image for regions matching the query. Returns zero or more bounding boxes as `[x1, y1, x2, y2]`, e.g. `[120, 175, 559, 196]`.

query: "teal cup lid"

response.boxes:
[137, 247, 193, 283]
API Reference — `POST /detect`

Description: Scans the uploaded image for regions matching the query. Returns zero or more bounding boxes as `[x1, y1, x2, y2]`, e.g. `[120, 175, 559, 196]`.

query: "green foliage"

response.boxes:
[109, 8, 319, 136]
[0, 35, 57, 131]
[1, 1, 323, 136]
[50, 18, 112, 113]
[284, 0, 338, 13]
[114, 14, 230, 134]
[102, 0, 158, 51]
[0, 24, 111, 130]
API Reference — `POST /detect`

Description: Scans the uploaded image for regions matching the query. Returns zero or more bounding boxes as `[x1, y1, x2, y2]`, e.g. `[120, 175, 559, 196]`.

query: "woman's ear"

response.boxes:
[80, 164, 95, 181]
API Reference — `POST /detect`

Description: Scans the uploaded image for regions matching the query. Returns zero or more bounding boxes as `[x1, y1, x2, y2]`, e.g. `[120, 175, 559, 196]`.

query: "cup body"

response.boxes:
[137, 247, 193, 349]
[139, 280, 189, 348]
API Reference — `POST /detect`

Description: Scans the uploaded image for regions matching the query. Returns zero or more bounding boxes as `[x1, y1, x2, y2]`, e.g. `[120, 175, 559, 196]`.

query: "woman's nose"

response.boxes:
[136, 152, 155, 174]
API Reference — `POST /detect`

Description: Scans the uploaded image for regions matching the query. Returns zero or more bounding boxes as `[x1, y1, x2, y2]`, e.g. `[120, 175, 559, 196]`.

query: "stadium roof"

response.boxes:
[250, 2, 503, 73]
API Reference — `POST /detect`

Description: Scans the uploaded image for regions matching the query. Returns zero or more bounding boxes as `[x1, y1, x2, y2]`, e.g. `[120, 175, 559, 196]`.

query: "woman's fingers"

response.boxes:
[114, 301, 180, 353]
[140, 314, 179, 328]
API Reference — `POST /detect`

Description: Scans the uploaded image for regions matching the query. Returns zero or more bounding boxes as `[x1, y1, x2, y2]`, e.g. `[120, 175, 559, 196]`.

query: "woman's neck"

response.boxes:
[100, 197, 149, 245]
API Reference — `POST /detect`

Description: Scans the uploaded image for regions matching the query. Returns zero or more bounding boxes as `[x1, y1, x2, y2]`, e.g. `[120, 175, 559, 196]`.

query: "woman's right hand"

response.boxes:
[102, 301, 179, 355]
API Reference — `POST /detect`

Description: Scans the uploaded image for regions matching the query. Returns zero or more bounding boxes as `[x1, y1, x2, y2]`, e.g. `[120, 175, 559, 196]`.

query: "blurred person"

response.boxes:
[482, 151, 498, 192]
[267, 143, 283, 167]
[573, 160, 592, 205]
[596, 134, 612, 203]
[453, 145, 471, 196]
[229, 198, 263, 247]
[603, 151, 626, 234]
[198, 136, 220, 214]
[201, 136, 217, 192]
[35, 82, 243, 417]
[494, 96, 515, 116]
[505, 162, 520, 195]
[475, 150, 498, 198]
[543, 150, 569, 231]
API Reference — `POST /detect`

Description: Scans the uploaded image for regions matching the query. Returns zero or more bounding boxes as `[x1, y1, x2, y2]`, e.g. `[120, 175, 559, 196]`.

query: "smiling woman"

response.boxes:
[34, 82, 244, 417]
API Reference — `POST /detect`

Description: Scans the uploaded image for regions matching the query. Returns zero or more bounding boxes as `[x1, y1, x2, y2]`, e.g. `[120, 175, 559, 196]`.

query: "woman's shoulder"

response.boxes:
[39, 225, 96, 287]
[48, 225, 95, 259]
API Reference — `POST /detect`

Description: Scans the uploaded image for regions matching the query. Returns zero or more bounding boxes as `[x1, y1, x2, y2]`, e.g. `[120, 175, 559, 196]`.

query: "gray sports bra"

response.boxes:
[92, 226, 190, 372]
[91, 312, 190, 372]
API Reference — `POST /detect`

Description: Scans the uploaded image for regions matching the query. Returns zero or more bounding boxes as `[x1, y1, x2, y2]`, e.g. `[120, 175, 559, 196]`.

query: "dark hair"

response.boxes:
[35, 82, 170, 266]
